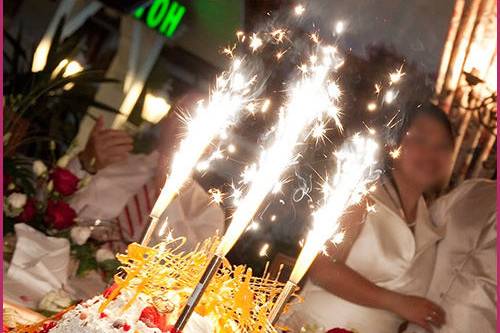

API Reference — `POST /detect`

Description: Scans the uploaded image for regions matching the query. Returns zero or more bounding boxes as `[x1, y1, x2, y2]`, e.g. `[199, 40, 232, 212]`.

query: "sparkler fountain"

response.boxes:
[174, 44, 345, 331]
[140, 58, 260, 246]
[268, 134, 379, 324]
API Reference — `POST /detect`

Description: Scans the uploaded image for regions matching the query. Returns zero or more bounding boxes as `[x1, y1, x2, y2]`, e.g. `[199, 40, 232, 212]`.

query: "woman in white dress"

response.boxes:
[285, 104, 454, 333]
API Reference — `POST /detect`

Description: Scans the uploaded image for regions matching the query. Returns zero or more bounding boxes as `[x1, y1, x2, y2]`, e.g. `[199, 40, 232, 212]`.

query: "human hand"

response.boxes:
[390, 295, 445, 333]
[78, 116, 133, 173]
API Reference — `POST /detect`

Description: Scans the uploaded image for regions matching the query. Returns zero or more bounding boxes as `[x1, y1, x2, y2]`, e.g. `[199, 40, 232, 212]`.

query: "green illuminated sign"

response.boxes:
[134, 0, 186, 38]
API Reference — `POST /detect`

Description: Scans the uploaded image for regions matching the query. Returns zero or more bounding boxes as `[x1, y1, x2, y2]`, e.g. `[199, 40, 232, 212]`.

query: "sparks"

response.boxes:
[294, 4, 305, 16]
[389, 65, 405, 84]
[276, 50, 285, 60]
[227, 144, 237, 154]
[209, 188, 224, 205]
[310, 121, 328, 144]
[374, 83, 381, 95]
[366, 203, 376, 213]
[389, 146, 401, 159]
[298, 63, 308, 74]
[230, 183, 243, 206]
[249, 33, 263, 52]
[197, 147, 225, 172]
[327, 82, 342, 100]
[309, 32, 320, 44]
[261, 99, 271, 113]
[271, 28, 287, 43]
[247, 221, 260, 231]
[331, 231, 345, 245]
[335, 21, 345, 35]
[367, 127, 377, 135]
[259, 243, 270, 257]
[222, 44, 236, 58]
[384, 89, 398, 104]
[270, 214, 277, 222]
[236, 31, 245, 42]
[367, 102, 377, 112]
[241, 163, 258, 185]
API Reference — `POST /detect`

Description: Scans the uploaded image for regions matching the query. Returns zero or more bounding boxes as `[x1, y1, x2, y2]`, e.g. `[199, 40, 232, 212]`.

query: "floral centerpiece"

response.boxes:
[3, 152, 120, 317]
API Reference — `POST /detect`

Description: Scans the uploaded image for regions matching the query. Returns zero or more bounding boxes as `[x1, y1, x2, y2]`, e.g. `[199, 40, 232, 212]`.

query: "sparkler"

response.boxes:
[141, 58, 258, 246]
[268, 134, 379, 324]
[174, 44, 345, 331]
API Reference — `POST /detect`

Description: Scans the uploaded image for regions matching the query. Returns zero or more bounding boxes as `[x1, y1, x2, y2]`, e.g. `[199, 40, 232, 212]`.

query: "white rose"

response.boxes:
[7, 193, 27, 209]
[70, 226, 92, 245]
[38, 289, 73, 312]
[95, 247, 115, 263]
[32, 160, 48, 176]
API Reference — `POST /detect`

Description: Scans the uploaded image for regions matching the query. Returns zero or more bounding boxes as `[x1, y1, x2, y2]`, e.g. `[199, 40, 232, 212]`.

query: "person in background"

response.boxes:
[67, 92, 224, 250]
[405, 179, 496, 333]
[285, 103, 453, 333]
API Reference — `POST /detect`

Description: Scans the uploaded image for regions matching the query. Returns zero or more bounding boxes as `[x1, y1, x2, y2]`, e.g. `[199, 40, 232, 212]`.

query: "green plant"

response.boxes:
[3, 17, 120, 160]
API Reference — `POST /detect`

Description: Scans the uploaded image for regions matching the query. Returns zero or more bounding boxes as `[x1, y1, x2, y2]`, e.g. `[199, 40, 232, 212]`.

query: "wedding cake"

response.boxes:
[14, 238, 288, 333]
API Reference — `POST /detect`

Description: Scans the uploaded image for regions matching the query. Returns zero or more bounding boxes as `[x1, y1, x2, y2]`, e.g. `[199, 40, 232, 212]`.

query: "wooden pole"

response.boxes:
[440, 0, 483, 113]
[435, 0, 466, 97]
[470, 129, 497, 178]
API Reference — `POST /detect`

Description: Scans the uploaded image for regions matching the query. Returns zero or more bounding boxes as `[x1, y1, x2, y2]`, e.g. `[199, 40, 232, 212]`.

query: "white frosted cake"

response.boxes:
[48, 287, 212, 333]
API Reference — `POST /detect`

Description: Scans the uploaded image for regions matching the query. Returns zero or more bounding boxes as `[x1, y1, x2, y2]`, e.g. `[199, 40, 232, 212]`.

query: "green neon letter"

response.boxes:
[133, 6, 146, 19]
[147, 0, 170, 29]
[160, 2, 186, 37]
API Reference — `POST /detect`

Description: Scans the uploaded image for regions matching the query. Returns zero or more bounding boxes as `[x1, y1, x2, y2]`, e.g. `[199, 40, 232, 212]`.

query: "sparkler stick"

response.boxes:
[141, 58, 257, 245]
[268, 135, 379, 324]
[174, 45, 344, 331]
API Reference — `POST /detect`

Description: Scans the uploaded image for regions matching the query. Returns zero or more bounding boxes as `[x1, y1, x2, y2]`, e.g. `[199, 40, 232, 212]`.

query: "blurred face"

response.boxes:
[393, 114, 453, 190]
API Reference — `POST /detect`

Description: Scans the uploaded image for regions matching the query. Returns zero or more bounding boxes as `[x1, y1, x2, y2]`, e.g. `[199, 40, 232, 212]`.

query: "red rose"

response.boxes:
[38, 321, 57, 333]
[327, 329, 354, 333]
[3, 323, 10, 332]
[52, 167, 79, 196]
[17, 198, 37, 222]
[139, 306, 169, 331]
[45, 200, 76, 230]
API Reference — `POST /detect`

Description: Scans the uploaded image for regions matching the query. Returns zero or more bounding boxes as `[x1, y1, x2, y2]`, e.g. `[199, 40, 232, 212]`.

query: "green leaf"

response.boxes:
[98, 259, 121, 282]
[71, 243, 98, 277]
[37, 309, 59, 318]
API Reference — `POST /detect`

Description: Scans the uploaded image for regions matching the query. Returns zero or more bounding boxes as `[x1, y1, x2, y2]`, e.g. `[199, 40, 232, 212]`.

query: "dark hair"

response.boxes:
[386, 102, 454, 148]
[382, 102, 454, 173]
